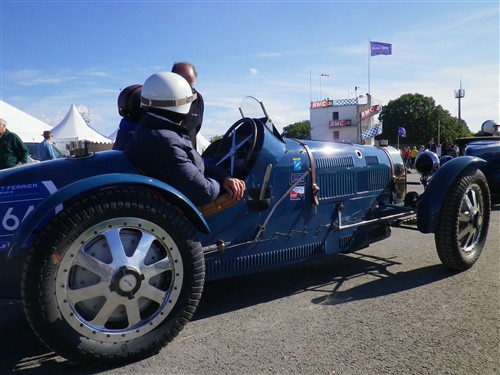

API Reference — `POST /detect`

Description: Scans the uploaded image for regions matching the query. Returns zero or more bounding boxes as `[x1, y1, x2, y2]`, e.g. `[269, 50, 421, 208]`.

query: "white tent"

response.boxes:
[0, 99, 53, 142]
[51, 103, 112, 145]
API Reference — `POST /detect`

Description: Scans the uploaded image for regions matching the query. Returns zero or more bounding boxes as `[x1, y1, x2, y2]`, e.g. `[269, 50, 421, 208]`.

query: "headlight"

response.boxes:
[415, 151, 440, 177]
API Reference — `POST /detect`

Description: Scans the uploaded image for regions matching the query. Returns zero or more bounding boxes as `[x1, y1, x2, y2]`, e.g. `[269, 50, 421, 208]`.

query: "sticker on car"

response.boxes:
[0, 181, 57, 251]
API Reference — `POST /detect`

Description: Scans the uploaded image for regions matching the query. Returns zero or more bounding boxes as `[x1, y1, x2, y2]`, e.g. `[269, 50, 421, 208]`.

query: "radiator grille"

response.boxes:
[357, 169, 391, 192]
[316, 156, 354, 169]
[318, 172, 355, 198]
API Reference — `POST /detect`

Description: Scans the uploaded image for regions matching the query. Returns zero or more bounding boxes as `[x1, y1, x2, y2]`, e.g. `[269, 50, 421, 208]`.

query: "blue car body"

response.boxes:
[456, 136, 500, 202]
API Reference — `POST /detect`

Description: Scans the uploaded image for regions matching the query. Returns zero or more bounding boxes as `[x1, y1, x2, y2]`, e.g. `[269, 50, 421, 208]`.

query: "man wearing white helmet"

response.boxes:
[481, 120, 499, 136]
[124, 71, 245, 207]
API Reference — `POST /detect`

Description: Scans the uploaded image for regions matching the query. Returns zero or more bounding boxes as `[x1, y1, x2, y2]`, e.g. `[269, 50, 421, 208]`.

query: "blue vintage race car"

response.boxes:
[0, 98, 492, 366]
[455, 135, 500, 204]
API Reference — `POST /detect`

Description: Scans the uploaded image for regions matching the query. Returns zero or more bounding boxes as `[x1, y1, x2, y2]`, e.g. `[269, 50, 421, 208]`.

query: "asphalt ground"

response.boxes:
[0, 172, 498, 375]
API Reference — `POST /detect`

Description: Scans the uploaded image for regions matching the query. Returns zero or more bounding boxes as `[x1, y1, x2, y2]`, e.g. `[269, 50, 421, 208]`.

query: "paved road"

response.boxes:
[0, 173, 498, 375]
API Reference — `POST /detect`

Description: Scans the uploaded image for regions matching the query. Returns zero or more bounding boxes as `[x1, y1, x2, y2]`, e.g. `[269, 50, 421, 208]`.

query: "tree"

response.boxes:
[378, 93, 472, 146]
[281, 120, 311, 140]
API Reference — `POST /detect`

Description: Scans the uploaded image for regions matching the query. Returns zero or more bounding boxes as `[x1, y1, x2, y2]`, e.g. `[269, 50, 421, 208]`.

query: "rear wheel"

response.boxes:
[435, 168, 490, 270]
[21, 187, 205, 366]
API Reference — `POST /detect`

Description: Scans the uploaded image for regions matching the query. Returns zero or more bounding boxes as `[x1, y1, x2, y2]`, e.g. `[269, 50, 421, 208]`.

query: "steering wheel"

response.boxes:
[212, 117, 257, 178]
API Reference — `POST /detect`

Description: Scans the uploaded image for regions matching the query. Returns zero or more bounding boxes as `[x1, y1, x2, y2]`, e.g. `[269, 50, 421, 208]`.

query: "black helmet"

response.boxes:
[118, 84, 143, 121]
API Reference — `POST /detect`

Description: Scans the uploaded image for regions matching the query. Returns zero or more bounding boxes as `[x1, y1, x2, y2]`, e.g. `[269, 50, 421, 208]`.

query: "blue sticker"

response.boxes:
[0, 181, 57, 252]
[293, 157, 302, 171]
[290, 173, 304, 184]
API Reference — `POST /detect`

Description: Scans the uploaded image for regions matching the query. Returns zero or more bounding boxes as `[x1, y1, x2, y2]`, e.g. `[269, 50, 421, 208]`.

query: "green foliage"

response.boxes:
[210, 135, 222, 143]
[378, 93, 473, 145]
[281, 120, 311, 140]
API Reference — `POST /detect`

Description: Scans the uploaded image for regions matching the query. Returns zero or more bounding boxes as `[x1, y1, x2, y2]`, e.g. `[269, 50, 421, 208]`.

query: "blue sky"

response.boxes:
[1, 0, 498, 139]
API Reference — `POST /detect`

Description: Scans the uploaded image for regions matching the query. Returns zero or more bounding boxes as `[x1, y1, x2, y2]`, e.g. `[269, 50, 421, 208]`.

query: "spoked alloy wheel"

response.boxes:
[57, 217, 182, 342]
[21, 188, 204, 366]
[435, 168, 490, 270]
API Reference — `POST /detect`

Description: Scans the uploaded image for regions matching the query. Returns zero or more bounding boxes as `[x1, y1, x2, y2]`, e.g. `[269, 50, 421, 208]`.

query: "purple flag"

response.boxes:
[398, 127, 407, 137]
[371, 41, 392, 56]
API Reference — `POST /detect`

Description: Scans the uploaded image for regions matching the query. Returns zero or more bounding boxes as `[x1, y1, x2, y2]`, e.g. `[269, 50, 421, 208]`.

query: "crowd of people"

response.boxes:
[0, 118, 58, 170]
[401, 137, 460, 170]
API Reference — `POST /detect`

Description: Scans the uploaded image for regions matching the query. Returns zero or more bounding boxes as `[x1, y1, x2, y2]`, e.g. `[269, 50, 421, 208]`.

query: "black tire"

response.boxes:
[435, 168, 491, 270]
[21, 187, 205, 367]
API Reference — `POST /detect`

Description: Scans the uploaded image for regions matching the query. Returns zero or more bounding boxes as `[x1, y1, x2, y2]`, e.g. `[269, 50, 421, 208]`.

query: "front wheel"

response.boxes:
[21, 187, 205, 366]
[435, 168, 491, 270]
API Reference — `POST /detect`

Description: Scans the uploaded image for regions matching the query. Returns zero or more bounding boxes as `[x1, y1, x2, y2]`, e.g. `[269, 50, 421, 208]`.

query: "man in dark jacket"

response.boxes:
[124, 72, 245, 207]
[171, 62, 204, 151]
[0, 118, 29, 169]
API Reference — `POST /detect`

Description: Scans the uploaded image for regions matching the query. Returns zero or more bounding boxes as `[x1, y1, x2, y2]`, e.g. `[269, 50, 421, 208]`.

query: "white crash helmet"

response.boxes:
[140, 71, 196, 115]
[481, 120, 499, 135]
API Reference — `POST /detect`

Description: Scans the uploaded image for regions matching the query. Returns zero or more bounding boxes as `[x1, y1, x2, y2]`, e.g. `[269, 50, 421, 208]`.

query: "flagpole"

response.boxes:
[368, 38, 371, 95]
[309, 70, 312, 103]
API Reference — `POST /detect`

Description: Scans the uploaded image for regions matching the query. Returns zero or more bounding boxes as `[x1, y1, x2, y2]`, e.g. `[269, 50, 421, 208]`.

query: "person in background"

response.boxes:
[410, 146, 419, 168]
[0, 118, 28, 170]
[425, 137, 437, 153]
[38, 130, 57, 161]
[171, 61, 204, 152]
[403, 146, 411, 168]
[113, 84, 143, 151]
[448, 144, 458, 157]
[441, 139, 449, 156]
[124, 71, 245, 207]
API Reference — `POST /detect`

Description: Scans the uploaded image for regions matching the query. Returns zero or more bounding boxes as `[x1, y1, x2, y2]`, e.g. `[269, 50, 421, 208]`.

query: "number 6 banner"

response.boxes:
[0, 181, 57, 251]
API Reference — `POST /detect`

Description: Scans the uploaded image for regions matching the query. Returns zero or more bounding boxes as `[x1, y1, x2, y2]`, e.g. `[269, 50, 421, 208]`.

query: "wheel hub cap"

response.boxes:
[110, 266, 145, 299]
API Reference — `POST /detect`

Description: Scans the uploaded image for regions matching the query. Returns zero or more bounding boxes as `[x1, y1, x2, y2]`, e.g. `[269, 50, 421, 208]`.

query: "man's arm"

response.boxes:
[15, 135, 29, 164]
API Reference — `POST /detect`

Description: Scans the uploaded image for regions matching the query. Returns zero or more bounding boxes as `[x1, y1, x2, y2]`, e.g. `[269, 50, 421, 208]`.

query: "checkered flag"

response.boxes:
[362, 125, 382, 140]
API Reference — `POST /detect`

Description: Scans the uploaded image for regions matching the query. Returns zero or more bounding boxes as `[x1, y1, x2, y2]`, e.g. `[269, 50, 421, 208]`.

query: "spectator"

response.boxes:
[425, 137, 437, 153]
[0, 118, 29, 169]
[38, 130, 57, 161]
[436, 144, 442, 157]
[171, 61, 204, 152]
[403, 146, 411, 168]
[449, 144, 458, 157]
[410, 146, 419, 168]
[441, 139, 449, 156]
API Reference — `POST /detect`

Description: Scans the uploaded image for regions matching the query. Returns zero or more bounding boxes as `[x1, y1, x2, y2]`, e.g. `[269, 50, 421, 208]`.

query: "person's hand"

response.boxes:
[223, 177, 246, 200]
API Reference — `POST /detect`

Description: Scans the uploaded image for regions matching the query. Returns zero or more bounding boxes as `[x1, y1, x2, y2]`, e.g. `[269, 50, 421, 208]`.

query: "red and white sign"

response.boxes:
[310, 100, 333, 109]
[329, 119, 352, 128]
[359, 105, 380, 120]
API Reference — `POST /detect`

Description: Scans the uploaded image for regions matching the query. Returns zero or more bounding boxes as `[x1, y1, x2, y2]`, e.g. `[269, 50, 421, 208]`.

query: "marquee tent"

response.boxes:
[0, 100, 53, 142]
[51, 103, 112, 145]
